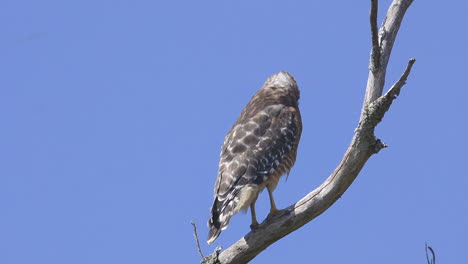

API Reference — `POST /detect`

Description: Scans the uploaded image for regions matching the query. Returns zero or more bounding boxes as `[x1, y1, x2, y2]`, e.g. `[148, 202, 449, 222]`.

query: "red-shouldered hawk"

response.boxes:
[207, 72, 302, 244]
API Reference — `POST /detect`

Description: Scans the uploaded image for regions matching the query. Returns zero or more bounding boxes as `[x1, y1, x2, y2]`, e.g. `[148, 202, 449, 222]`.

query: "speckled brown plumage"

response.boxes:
[207, 72, 302, 244]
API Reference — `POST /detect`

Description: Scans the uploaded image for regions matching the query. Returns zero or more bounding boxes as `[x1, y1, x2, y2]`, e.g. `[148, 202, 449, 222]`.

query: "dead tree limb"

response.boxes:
[202, 0, 415, 263]
[370, 0, 381, 72]
[425, 242, 436, 264]
[191, 221, 205, 261]
[362, 0, 415, 116]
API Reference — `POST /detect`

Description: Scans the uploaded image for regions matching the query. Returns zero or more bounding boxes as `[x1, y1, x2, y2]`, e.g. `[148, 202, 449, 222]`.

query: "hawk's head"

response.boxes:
[261, 71, 300, 106]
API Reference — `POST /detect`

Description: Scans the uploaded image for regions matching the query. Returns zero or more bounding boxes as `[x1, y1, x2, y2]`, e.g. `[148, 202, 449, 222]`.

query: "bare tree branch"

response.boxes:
[425, 242, 436, 264]
[382, 58, 416, 102]
[202, 0, 415, 263]
[370, 0, 381, 72]
[191, 221, 205, 261]
[362, 0, 414, 118]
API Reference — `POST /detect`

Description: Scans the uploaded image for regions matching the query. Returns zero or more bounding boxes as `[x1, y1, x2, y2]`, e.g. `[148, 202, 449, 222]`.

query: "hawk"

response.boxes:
[207, 72, 302, 244]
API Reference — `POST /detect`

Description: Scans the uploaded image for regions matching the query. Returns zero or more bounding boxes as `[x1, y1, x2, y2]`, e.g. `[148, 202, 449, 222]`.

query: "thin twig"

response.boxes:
[425, 242, 430, 264]
[370, 0, 381, 71]
[425, 242, 436, 264]
[191, 221, 204, 260]
[385, 58, 416, 98]
[428, 247, 436, 264]
[363, 58, 416, 136]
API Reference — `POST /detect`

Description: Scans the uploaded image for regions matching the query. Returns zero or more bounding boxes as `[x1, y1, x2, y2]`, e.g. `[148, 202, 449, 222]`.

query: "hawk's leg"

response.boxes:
[250, 202, 259, 230]
[266, 186, 283, 219]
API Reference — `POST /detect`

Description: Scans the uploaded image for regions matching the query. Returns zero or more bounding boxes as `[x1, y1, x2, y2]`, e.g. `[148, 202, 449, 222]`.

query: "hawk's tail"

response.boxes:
[207, 198, 236, 244]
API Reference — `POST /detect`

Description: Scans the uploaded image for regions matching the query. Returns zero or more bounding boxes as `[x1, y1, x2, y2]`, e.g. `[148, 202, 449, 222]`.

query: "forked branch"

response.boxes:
[201, 0, 415, 263]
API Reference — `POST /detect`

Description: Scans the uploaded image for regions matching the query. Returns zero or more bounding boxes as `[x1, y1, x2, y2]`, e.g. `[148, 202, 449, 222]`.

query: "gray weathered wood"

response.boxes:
[362, 0, 415, 117]
[201, 0, 415, 263]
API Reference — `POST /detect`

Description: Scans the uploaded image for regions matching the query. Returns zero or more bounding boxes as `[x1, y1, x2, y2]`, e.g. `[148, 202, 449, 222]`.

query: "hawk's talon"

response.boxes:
[267, 208, 285, 220]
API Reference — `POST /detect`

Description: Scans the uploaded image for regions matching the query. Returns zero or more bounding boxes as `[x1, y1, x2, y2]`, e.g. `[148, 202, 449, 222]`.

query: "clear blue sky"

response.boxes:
[1, 0, 467, 263]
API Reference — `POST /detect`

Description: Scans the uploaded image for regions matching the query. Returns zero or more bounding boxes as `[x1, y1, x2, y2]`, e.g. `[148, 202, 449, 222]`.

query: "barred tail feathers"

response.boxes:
[207, 197, 238, 244]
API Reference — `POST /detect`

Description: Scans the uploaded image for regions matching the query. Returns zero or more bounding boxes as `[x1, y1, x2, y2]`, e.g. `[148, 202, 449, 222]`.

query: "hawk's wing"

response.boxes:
[211, 103, 300, 230]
